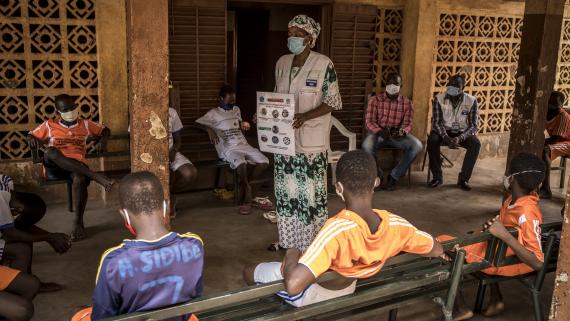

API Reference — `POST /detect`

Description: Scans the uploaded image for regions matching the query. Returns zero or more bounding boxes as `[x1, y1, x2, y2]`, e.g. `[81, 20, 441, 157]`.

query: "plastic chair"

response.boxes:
[327, 116, 357, 185]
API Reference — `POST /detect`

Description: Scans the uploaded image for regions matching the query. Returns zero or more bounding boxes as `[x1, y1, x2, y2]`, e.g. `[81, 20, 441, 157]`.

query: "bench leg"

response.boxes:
[443, 250, 466, 321]
[531, 290, 544, 321]
[388, 308, 398, 321]
[66, 181, 74, 212]
[560, 156, 566, 188]
[407, 167, 411, 187]
[473, 282, 486, 314]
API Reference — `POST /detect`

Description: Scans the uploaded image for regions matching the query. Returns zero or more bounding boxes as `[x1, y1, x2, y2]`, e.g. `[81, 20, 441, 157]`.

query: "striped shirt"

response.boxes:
[546, 109, 570, 139]
[298, 209, 434, 279]
[365, 93, 413, 134]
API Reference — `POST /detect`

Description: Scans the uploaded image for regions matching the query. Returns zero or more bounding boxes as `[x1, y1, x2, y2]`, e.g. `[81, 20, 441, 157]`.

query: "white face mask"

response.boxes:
[503, 170, 544, 191]
[59, 109, 78, 122]
[385, 84, 400, 96]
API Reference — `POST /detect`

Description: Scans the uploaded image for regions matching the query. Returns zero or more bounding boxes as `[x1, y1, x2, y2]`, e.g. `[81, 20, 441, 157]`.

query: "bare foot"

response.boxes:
[483, 301, 505, 317]
[39, 282, 64, 293]
[71, 223, 86, 242]
[453, 310, 474, 321]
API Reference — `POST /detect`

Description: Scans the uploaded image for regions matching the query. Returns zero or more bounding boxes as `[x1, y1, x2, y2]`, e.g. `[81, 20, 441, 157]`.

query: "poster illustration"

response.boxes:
[256, 91, 295, 156]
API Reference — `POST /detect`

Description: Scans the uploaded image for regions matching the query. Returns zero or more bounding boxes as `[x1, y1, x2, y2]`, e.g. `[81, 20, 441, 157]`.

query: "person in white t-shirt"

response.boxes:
[169, 107, 198, 194]
[0, 174, 71, 293]
[196, 85, 273, 215]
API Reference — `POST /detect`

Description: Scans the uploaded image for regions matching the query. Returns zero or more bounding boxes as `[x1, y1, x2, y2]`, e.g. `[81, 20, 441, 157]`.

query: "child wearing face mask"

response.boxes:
[437, 152, 546, 321]
[195, 85, 272, 215]
[28, 94, 114, 241]
[243, 150, 444, 307]
[71, 172, 203, 321]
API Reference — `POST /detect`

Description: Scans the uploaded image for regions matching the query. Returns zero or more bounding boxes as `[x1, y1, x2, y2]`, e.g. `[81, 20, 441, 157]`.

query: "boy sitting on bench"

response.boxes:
[28, 94, 114, 241]
[244, 150, 444, 306]
[71, 171, 204, 321]
[1, 174, 70, 293]
[196, 85, 273, 215]
[439, 152, 546, 320]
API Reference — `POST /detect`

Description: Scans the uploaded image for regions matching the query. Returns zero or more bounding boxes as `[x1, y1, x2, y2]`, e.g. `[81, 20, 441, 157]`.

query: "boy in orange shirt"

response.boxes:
[439, 152, 546, 320]
[244, 150, 444, 306]
[28, 94, 114, 241]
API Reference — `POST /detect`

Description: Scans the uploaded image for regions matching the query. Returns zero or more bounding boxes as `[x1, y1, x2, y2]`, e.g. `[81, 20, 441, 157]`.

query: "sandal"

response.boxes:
[213, 188, 235, 200]
[239, 203, 252, 215]
[267, 242, 284, 251]
[252, 197, 274, 211]
[262, 211, 278, 224]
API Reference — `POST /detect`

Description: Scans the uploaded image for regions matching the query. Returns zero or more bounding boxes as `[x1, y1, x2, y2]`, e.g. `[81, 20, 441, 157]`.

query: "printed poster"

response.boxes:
[256, 91, 295, 156]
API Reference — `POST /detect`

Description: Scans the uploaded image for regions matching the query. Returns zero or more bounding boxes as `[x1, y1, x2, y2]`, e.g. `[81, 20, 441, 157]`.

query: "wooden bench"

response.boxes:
[30, 134, 130, 212]
[100, 221, 562, 321]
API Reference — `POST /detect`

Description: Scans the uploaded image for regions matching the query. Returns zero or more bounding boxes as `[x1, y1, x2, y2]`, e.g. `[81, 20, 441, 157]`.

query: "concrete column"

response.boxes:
[95, 0, 129, 203]
[399, 0, 438, 167]
[507, 0, 564, 165]
[126, 0, 170, 199]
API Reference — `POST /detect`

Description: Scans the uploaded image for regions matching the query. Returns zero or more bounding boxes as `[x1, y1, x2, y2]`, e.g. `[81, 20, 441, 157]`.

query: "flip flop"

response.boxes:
[239, 203, 252, 215]
[252, 197, 274, 211]
[262, 211, 278, 224]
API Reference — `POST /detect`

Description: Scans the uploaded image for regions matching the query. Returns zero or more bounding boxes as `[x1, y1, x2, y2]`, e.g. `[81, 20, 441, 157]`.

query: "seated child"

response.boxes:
[1, 174, 71, 292]
[243, 150, 444, 306]
[438, 152, 546, 321]
[540, 91, 570, 199]
[71, 171, 204, 321]
[0, 265, 40, 321]
[196, 85, 273, 215]
[28, 94, 114, 241]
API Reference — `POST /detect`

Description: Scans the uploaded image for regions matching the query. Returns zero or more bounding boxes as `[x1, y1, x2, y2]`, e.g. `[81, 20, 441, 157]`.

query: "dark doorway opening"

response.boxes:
[227, 2, 321, 130]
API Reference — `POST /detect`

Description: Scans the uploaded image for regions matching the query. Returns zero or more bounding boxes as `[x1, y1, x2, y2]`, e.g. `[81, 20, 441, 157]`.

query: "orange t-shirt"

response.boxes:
[298, 209, 435, 279]
[30, 119, 105, 164]
[546, 109, 570, 140]
[462, 194, 544, 276]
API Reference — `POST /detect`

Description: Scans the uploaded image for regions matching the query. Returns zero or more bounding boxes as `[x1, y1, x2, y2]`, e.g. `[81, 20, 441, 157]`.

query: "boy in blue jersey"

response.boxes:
[72, 172, 204, 321]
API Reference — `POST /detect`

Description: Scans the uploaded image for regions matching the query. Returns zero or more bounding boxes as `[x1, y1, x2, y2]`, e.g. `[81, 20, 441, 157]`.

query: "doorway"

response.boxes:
[227, 2, 322, 128]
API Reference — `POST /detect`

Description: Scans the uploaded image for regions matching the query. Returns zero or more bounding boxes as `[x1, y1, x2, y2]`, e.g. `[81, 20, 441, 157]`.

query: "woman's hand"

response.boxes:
[208, 129, 220, 144]
[293, 113, 309, 129]
[241, 121, 251, 131]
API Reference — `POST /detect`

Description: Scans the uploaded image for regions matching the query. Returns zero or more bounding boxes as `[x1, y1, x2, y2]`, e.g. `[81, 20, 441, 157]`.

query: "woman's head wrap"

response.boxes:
[288, 15, 321, 48]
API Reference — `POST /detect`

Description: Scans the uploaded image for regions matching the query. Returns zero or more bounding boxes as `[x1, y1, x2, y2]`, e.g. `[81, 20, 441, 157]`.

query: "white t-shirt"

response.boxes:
[195, 107, 249, 158]
[0, 175, 15, 260]
[169, 108, 184, 149]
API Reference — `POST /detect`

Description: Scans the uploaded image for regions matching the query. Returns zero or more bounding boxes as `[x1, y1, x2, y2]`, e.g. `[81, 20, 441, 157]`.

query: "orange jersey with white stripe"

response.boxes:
[546, 109, 570, 139]
[457, 194, 544, 277]
[298, 209, 435, 279]
[30, 119, 105, 164]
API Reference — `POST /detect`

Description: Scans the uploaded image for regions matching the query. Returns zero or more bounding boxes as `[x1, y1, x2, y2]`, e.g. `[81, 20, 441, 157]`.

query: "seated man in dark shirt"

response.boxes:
[72, 171, 204, 321]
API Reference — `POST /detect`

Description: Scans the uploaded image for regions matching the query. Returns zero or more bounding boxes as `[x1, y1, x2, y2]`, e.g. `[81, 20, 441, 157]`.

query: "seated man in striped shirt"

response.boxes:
[243, 150, 444, 307]
[540, 91, 570, 199]
[362, 73, 423, 190]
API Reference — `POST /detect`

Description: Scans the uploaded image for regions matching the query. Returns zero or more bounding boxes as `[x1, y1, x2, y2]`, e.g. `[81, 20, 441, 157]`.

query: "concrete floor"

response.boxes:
[29, 157, 566, 321]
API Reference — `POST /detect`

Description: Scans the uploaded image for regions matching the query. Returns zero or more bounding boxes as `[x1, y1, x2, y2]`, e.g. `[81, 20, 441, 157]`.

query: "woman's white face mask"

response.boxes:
[59, 109, 78, 122]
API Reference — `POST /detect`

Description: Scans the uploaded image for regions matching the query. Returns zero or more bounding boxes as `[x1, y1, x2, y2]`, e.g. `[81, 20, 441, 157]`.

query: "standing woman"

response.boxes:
[270, 15, 342, 251]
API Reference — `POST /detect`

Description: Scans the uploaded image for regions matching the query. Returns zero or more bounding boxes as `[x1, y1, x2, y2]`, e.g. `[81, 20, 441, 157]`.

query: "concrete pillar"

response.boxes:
[126, 0, 170, 200]
[506, 0, 564, 166]
[399, 0, 438, 168]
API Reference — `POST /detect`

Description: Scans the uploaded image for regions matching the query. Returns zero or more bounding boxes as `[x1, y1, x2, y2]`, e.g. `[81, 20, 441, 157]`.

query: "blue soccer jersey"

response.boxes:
[91, 232, 204, 320]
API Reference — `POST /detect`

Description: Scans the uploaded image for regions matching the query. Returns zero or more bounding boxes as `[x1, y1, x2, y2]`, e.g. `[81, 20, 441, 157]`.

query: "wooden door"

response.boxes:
[329, 3, 377, 148]
[169, 0, 227, 160]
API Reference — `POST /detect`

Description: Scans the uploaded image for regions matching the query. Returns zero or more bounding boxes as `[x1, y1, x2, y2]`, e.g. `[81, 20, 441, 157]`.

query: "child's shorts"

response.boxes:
[223, 146, 269, 169]
[0, 265, 20, 291]
[171, 152, 193, 172]
[254, 262, 356, 307]
[71, 307, 200, 321]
